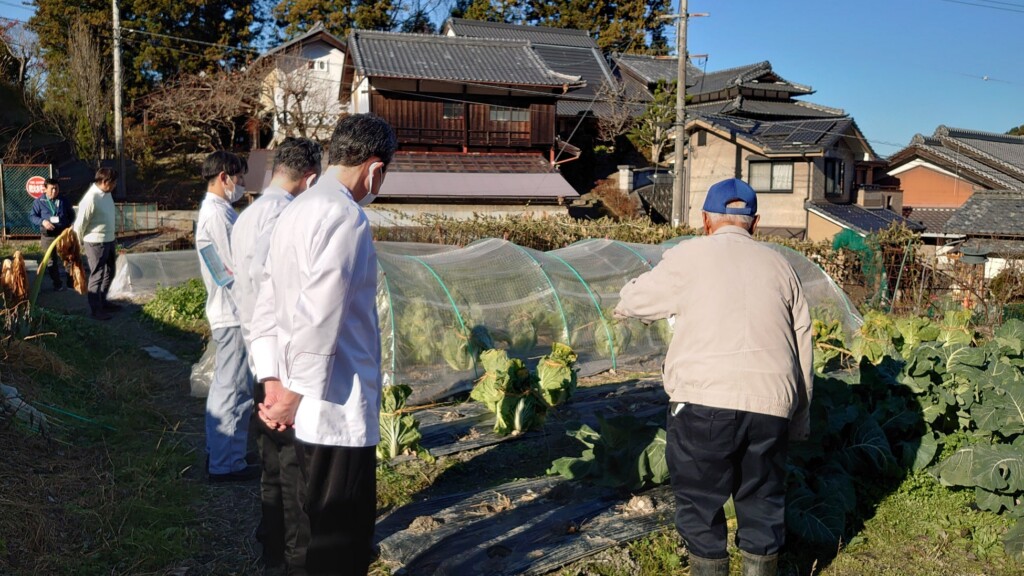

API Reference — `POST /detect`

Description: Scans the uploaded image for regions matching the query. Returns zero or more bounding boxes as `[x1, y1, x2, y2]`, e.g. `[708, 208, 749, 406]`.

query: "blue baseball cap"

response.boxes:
[702, 178, 757, 216]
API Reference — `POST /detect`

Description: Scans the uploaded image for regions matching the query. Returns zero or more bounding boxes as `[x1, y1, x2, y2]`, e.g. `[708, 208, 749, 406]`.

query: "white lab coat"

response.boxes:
[196, 193, 240, 330]
[249, 176, 381, 447]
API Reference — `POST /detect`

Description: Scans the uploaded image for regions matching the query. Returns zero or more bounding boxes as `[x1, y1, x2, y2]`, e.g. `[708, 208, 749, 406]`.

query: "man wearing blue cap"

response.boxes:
[614, 178, 813, 576]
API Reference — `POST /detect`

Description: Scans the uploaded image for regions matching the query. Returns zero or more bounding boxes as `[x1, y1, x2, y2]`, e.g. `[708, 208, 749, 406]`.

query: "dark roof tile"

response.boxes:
[443, 18, 598, 49]
[348, 30, 584, 88]
[944, 190, 1024, 236]
[902, 207, 958, 234]
[808, 202, 925, 235]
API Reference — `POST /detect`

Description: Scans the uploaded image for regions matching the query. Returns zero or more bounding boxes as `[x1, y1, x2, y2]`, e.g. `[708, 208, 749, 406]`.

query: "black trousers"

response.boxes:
[40, 235, 65, 288]
[297, 441, 377, 576]
[666, 403, 789, 559]
[83, 241, 116, 313]
[255, 382, 309, 575]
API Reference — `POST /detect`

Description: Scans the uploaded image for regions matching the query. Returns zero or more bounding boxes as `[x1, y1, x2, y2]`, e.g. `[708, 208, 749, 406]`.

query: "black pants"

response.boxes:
[83, 241, 116, 313]
[666, 403, 789, 559]
[297, 441, 376, 576]
[255, 382, 309, 575]
[40, 235, 64, 288]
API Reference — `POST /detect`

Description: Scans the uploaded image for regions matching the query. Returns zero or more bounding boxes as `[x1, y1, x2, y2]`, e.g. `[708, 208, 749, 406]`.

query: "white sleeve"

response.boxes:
[249, 243, 279, 381]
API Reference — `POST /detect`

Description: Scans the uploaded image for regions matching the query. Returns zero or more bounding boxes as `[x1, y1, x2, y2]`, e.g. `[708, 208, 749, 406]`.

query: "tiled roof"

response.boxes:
[557, 99, 645, 117]
[443, 18, 598, 49]
[944, 190, 1024, 236]
[530, 44, 615, 100]
[807, 201, 925, 235]
[893, 135, 1024, 190]
[698, 115, 857, 154]
[891, 126, 1024, 191]
[936, 126, 1024, 180]
[612, 54, 702, 87]
[614, 56, 814, 98]
[902, 207, 958, 234]
[959, 238, 1024, 257]
[261, 22, 346, 60]
[687, 98, 845, 120]
[348, 30, 584, 88]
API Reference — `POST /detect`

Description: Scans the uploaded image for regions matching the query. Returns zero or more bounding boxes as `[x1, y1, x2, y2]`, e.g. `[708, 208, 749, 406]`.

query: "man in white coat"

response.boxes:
[196, 151, 257, 483]
[232, 137, 322, 573]
[250, 114, 396, 576]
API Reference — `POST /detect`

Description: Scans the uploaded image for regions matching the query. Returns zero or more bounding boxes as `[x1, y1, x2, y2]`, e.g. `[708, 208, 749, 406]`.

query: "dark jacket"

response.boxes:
[29, 195, 76, 237]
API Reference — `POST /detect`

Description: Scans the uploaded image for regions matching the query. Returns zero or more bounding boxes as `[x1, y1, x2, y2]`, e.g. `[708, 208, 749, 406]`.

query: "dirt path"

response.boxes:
[34, 276, 265, 576]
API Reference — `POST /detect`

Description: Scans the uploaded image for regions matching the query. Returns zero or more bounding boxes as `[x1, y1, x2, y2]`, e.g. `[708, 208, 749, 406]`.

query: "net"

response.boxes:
[124, 238, 862, 404]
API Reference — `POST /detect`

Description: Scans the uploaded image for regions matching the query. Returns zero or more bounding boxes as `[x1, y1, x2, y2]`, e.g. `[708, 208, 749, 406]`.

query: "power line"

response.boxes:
[937, 0, 1024, 13]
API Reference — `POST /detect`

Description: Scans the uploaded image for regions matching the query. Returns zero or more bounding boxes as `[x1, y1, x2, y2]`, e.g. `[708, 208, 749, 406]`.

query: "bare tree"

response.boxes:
[145, 66, 263, 152]
[594, 79, 641, 144]
[256, 46, 345, 144]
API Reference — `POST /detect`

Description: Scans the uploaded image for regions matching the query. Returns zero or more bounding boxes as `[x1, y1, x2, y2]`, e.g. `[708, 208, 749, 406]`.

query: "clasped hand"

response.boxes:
[258, 378, 301, 431]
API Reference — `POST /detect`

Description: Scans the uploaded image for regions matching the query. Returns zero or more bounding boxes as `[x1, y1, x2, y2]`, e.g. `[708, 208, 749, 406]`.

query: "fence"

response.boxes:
[1, 162, 160, 239]
[0, 163, 52, 238]
[115, 203, 160, 235]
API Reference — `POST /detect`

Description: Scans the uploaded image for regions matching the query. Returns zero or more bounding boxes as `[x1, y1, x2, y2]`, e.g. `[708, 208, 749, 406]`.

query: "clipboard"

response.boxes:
[199, 244, 234, 287]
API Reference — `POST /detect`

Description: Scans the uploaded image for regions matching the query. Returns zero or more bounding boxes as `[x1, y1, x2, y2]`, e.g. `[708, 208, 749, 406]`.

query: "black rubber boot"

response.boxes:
[689, 553, 730, 576]
[741, 550, 778, 576]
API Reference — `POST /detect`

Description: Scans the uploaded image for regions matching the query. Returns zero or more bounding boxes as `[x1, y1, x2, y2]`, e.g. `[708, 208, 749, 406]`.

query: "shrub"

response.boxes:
[141, 278, 207, 332]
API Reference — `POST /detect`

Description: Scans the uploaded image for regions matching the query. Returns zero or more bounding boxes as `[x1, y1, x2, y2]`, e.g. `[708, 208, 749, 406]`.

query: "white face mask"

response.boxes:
[304, 173, 318, 192]
[225, 176, 246, 203]
[357, 162, 383, 207]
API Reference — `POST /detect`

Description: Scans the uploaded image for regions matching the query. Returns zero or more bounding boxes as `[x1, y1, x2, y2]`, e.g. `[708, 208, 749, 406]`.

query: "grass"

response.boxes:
[0, 308, 200, 575]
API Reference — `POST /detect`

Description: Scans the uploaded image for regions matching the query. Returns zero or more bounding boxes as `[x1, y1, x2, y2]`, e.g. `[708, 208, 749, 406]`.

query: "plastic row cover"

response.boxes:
[111, 239, 861, 404]
[377, 237, 862, 404]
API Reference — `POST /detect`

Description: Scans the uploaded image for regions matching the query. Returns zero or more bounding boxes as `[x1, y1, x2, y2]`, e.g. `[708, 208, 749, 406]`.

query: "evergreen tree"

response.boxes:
[273, 0, 396, 40]
[525, 0, 671, 54]
[29, 0, 262, 96]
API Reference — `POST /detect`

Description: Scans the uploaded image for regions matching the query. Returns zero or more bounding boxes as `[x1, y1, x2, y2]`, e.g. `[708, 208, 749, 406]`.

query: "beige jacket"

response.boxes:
[615, 226, 813, 439]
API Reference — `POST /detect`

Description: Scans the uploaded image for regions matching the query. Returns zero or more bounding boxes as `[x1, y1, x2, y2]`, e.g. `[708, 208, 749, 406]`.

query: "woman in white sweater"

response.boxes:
[72, 167, 119, 320]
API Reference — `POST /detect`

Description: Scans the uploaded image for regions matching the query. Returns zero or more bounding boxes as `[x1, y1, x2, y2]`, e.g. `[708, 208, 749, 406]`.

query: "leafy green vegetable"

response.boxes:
[396, 298, 441, 365]
[469, 343, 578, 436]
[377, 384, 432, 462]
[547, 415, 669, 490]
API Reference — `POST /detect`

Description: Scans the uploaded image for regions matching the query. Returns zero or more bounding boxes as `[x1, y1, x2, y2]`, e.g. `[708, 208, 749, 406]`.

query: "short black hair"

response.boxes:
[327, 114, 397, 168]
[94, 167, 118, 183]
[202, 151, 246, 182]
[44, 178, 59, 187]
[272, 137, 323, 181]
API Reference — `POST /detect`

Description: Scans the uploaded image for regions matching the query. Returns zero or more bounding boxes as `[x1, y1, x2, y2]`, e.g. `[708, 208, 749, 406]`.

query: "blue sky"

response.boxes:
[683, 0, 1024, 156]
[4, 0, 1021, 157]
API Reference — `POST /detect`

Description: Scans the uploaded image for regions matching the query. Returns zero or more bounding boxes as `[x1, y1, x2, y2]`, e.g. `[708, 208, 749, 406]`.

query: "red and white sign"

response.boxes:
[25, 176, 47, 199]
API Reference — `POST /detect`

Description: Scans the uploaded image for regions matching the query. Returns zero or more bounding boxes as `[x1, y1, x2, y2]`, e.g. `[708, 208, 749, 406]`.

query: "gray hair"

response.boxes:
[704, 199, 756, 229]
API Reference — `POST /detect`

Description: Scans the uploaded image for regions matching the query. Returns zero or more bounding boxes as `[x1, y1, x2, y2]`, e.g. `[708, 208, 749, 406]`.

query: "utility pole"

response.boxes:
[112, 0, 126, 199]
[670, 0, 688, 228]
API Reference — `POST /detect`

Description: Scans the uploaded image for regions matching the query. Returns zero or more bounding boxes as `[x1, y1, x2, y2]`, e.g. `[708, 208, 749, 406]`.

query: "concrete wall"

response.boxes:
[686, 129, 813, 230]
[806, 211, 846, 243]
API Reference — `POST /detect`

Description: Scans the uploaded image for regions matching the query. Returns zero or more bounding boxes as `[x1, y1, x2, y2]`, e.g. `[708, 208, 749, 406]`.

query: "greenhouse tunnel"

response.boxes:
[111, 237, 862, 404]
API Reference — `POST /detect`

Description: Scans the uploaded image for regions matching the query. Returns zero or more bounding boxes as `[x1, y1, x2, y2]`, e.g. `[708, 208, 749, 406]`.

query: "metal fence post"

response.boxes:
[0, 164, 6, 241]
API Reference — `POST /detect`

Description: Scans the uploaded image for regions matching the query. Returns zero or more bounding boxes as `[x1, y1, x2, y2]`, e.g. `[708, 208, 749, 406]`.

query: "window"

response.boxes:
[490, 106, 529, 122]
[306, 60, 328, 71]
[696, 131, 707, 147]
[443, 102, 463, 120]
[824, 159, 845, 196]
[748, 161, 793, 192]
